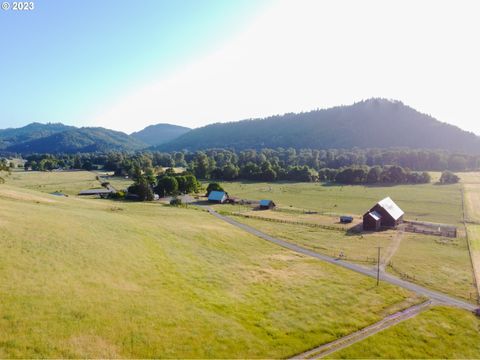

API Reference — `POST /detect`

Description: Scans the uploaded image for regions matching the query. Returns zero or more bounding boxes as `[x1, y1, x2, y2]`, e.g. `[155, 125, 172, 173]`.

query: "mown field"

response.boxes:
[0, 180, 422, 358]
[461, 172, 480, 299]
[387, 233, 476, 302]
[3, 170, 100, 195]
[220, 179, 463, 225]
[233, 217, 476, 301]
[329, 306, 480, 359]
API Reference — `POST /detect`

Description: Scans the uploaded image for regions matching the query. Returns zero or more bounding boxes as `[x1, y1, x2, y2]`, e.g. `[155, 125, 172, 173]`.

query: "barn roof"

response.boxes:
[259, 199, 274, 206]
[367, 211, 382, 221]
[376, 197, 404, 220]
[208, 191, 227, 201]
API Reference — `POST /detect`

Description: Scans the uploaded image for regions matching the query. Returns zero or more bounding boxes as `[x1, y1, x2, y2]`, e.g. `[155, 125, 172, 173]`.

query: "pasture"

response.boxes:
[220, 180, 463, 225]
[3, 170, 100, 195]
[329, 306, 480, 359]
[233, 217, 476, 301]
[387, 233, 476, 302]
[461, 171, 480, 298]
[0, 181, 421, 358]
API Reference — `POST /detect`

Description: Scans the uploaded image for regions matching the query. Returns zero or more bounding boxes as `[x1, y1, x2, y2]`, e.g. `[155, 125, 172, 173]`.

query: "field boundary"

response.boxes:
[222, 211, 351, 233]
[462, 187, 480, 303]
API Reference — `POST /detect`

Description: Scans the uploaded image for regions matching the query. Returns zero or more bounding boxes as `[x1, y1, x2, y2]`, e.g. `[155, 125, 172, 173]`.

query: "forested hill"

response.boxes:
[6, 127, 146, 153]
[0, 122, 74, 149]
[159, 99, 480, 154]
[131, 123, 190, 146]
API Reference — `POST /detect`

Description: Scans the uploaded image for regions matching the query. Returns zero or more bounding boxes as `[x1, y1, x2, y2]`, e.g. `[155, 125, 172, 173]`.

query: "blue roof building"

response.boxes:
[208, 191, 228, 203]
[259, 199, 276, 209]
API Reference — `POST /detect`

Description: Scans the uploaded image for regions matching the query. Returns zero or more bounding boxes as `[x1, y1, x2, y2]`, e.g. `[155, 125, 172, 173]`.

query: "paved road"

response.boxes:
[205, 208, 477, 312]
[291, 300, 433, 359]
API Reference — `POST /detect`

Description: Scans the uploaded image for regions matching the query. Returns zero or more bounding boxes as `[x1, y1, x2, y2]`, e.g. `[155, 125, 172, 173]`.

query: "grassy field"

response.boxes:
[329, 306, 480, 359]
[233, 216, 476, 301]
[0, 180, 422, 358]
[98, 176, 133, 191]
[461, 171, 480, 299]
[387, 233, 476, 302]
[3, 170, 100, 195]
[219, 180, 464, 225]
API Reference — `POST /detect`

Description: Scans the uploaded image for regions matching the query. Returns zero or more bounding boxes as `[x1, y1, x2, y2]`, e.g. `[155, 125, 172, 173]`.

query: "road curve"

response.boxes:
[206, 208, 477, 312]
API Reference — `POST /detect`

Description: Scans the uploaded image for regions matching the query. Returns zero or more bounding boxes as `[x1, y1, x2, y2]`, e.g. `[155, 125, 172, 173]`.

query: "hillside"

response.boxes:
[159, 99, 480, 153]
[131, 123, 190, 146]
[0, 122, 74, 149]
[6, 127, 146, 153]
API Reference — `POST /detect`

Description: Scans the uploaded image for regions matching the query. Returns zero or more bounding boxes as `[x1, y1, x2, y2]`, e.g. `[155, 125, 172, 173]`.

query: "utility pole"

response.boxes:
[376, 246, 382, 286]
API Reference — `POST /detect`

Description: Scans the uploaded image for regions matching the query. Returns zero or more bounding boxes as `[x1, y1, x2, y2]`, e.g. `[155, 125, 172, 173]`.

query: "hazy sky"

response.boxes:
[1, 0, 479, 135]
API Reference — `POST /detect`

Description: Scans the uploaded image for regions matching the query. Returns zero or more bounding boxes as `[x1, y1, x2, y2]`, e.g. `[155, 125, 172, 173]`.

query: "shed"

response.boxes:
[259, 199, 276, 210]
[78, 189, 113, 196]
[368, 197, 404, 228]
[208, 191, 228, 203]
[363, 211, 381, 231]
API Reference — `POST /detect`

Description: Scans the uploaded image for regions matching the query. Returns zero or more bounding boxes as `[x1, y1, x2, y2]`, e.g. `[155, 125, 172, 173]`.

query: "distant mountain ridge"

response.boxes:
[0, 122, 191, 154]
[6, 127, 147, 153]
[131, 123, 190, 146]
[2, 99, 480, 154]
[159, 99, 480, 154]
[0, 122, 74, 149]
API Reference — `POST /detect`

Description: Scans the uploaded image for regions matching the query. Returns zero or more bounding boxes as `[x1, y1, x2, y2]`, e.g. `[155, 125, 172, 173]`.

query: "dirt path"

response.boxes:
[291, 300, 433, 359]
[379, 230, 404, 272]
[204, 206, 477, 311]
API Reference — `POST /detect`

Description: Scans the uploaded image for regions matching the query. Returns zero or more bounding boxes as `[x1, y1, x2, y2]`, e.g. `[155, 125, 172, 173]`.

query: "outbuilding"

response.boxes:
[208, 190, 228, 203]
[363, 197, 404, 230]
[259, 199, 276, 210]
[363, 211, 381, 231]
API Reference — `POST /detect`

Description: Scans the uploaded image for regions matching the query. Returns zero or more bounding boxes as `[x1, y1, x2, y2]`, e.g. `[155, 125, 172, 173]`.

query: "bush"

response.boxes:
[128, 182, 154, 201]
[109, 190, 126, 199]
[155, 176, 178, 197]
[439, 171, 460, 184]
[169, 197, 183, 206]
[206, 182, 224, 196]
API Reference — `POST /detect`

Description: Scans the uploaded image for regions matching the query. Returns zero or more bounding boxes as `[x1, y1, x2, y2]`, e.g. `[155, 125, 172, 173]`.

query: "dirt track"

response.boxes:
[291, 300, 433, 359]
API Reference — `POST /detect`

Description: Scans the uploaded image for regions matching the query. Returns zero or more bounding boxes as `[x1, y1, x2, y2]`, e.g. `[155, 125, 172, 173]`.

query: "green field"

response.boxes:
[3, 170, 100, 195]
[233, 216, 476, 301]
[462, 172, 480, 300]
[329, 306, 480, 359]
[220, 180, 463, 225]
[0, 181, 421, 358]
[388, 233, 476, 302]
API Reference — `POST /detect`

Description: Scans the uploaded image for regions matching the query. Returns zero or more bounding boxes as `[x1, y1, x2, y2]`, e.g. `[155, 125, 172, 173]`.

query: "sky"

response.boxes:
[1, 0, 480, 135]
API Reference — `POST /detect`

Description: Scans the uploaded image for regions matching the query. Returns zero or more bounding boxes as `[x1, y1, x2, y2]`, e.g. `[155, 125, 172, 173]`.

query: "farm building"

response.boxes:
[208, 190, 228, 203]
[363, 211, 381, 231]
[259, 199, 276, 210]
[363, 197, 404, 230]
[78, 189, 113, 197]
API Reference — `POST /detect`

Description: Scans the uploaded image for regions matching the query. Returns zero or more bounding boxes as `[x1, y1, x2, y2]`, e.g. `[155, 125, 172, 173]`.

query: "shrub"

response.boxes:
[206, 182, 224, 196]
[439, 171, 459, 184]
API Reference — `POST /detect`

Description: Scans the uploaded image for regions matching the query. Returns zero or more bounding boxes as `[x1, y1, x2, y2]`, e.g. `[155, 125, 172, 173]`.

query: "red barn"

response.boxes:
[363, 197, 404, 230]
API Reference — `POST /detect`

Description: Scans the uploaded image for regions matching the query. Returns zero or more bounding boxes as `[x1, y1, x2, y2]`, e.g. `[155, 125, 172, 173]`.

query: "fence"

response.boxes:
[226, 211, 351, 233]
[403, 225, 457, 238]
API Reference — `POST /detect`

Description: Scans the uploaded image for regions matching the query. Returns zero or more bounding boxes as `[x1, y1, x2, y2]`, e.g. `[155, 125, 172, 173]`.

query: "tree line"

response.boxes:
[18, 147, 473, 185]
